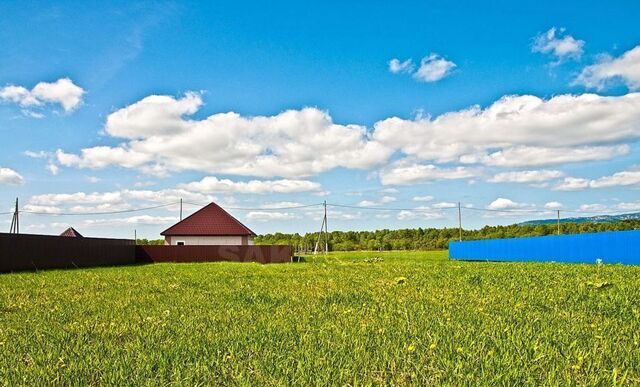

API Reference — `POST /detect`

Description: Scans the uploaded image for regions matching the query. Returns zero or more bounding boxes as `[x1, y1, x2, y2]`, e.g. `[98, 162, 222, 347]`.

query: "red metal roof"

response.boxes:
[60, 227, 83, 238]
[161, 202, 256, 237]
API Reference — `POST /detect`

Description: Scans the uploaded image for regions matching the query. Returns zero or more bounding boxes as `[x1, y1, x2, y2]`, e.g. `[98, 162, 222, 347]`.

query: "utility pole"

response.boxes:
[9, 198, 19, 234]
[134, 229, 137, 244]
[557, 210, 561, 235]
[179, 198, 183, 221]
[313, 201, 329, 255]
[324, 200, 329, 254]
[458, 201, 462, 242]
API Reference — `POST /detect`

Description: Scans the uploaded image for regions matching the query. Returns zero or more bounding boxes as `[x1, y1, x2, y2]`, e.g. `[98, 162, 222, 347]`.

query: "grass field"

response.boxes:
[1, 251, 639, 385]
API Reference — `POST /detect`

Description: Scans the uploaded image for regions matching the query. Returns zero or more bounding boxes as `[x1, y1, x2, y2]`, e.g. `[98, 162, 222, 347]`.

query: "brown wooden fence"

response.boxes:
[0, 232, 136, 272]
[135, 245, 293, 264]
[0, 233, 292, 272]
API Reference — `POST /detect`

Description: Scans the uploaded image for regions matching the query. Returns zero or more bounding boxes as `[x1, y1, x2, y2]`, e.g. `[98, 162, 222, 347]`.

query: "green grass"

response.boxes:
[1, 251, 639, 385]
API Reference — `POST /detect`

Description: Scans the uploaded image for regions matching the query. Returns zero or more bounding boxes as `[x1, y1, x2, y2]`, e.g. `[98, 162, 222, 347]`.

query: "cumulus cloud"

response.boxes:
[53, 90, 640, 183]
[179, 176, 321, 194]
[388, 58, 414, 74]
[373, 93, 640, 168]
[0, 167, 24, 185]
[554, 169, 640, 191]
[488, 170, 564, 184]
[413, 54, 456, 82]
[544, 201, 563, 210]
[356, 196, 397, 207]
[396, 208, 444, 221]
[83, 215, 178, 226]
[469, 145, 630, 167]
[553, 177, 590, 191]
[532, 27, 584, 62]
[388, 53, 455, 82]
[27, 188, 214, 210]
[575, 45, 640, 91]
[487, 198, 531, 210]
[412, 195, 434, 202]
[379, 160, 480, 185]
[590, 169, 640, 188]
[432, 202, 457, 209]
[245, 211, 301, 221]
[0, 78, 85, 112]
[56, 93, 391, 178]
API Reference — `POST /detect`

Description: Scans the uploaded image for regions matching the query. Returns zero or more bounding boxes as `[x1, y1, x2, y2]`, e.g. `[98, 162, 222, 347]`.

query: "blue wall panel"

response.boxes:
[449, 230, 640, 265]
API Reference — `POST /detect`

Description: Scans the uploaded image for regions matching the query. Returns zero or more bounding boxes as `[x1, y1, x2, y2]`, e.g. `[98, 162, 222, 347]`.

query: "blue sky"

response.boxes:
[1, 0, 640, 238]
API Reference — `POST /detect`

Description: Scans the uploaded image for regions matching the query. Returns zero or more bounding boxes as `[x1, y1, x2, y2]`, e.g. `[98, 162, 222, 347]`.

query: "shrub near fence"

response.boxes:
[135, 245, 293, 264]
[449, 229, 640, 265]
[0, 232, 135, 272]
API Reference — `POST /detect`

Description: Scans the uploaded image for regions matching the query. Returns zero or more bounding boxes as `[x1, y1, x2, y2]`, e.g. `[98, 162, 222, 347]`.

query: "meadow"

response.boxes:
[1, 251, 639, 385]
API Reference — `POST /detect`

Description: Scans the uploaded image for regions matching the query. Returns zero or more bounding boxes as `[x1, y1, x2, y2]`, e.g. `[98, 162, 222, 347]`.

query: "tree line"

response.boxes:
[254, 220, 640, 251]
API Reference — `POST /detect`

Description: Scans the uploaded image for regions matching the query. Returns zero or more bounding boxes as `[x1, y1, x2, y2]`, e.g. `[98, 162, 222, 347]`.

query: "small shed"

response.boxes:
[161, 202, 256, 246]
[60, 227, 83, 238]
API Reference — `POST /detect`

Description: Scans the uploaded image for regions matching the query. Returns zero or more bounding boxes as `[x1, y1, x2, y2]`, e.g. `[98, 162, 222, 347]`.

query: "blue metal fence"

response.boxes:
[449, 230, 640, 265]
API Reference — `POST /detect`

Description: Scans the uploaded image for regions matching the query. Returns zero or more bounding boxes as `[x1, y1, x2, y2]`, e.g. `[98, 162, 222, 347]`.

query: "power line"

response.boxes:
[327, 203, 457, 212]
[182, 201, 323, 211]
[20, 202, 179, 216]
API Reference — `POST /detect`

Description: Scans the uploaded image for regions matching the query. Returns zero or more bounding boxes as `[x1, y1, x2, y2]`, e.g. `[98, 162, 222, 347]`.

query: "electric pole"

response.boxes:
[324, 200, 328, 254]
[9, 198, 19, 234]
[180, 198, 183, 221]
[557, 210, 561, 235]
[313, 201, 329, 255]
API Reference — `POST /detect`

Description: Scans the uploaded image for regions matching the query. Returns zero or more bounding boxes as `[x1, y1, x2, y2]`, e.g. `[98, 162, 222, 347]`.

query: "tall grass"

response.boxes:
[1, 251, 639, 384]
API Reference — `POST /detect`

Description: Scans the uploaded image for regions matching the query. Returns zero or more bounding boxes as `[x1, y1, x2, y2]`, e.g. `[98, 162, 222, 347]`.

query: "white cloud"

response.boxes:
[532, 27, 584, 62]
[356, 196, 397, 207]
[27, 188, 214, 209]
[579, 203, 607, 212]
[0, 167, 24, 185]
[553, 177, 590, 191]
[258, 201, 304, 209]
[0, 78, 85, 112]
[413, 54, 456, 82]
[487, 198, 530, 210]
[589, 169, 640, 189]
[470, 145, 630, 167]
[412, 195, 434, 202]
[56, 93, 392, 178]
[179, 176, 321, 194]
[575, 45, 640, 90]
[245, 211, 301, 221]
[83, 215, 177, 227]
[432, 201, 457, 209]
[379, 160, 480, 185]
[373, 93, 640, 168]
[554, 169, 640, 191]
[46, 163, 59, 175]
[396, 209, 444, 221]
[615, 201, 640, 211]
[488, 169, 564, 184]
[544, 201, 563, 210]
[388, 58, 414, 74]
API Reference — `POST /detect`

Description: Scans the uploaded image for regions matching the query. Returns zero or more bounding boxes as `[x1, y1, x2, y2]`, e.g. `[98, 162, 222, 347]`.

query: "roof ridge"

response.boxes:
[160, 202, 256, 236]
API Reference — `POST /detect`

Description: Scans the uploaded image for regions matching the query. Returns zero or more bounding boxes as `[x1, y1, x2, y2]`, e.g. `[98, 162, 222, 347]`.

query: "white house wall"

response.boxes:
[165, 236, 254, 246]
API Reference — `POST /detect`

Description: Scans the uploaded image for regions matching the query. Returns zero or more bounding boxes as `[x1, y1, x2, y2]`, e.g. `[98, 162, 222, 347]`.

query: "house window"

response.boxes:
[176, 241, 185, 246]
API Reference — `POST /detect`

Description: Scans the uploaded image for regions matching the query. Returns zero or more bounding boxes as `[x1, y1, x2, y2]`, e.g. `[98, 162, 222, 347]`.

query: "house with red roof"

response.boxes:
[59, 227, 83, 238]
[160, 202, 256, 246]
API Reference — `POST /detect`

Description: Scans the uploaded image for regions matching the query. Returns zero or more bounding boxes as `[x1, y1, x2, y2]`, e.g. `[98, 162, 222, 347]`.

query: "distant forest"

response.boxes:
[254, 220, 640, 251]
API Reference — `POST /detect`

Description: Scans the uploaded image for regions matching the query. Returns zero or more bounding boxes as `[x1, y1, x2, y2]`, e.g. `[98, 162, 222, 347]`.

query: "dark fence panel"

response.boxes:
[0, 233, 136, 272]
[136, 245, 293, 264]
[449, 230, 640, 265]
